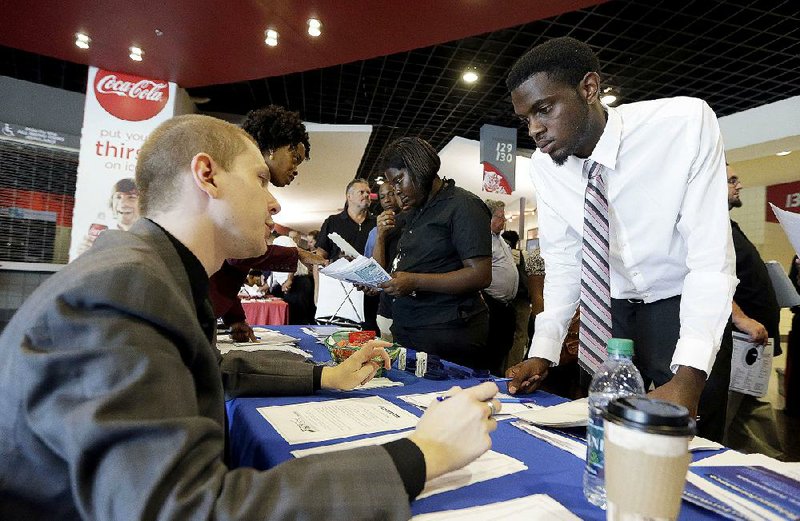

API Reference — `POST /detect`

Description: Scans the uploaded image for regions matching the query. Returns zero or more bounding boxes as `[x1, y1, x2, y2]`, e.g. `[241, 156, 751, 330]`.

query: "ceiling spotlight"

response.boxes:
[265, 29, 279, 47]
[129, 46, 144, 61]
[603, 86, 613, 93]
[462, 68, 479, 84]
[776, 150, 792, 156]
[75, 32, 91, 49]
[307, 18, 322, 37]
[600, 94, 617, 105]
[376, 179, 384, 185]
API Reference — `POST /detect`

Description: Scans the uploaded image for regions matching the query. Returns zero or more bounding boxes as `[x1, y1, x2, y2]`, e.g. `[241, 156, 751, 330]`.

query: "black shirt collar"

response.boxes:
[145, 218, 209, 311]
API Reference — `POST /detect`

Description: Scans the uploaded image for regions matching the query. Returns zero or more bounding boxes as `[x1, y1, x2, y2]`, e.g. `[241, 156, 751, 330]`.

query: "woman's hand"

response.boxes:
[377, 210, 396, 236]
[380, 271, 418, 296]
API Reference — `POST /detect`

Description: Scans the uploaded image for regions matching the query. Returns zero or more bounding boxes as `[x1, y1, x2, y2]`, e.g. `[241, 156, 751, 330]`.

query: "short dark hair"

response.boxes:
[241, 105, 311, 159]
[378, 137, 441, 196]
[506, 37, 600, 92]
[501, 230, 520, 249]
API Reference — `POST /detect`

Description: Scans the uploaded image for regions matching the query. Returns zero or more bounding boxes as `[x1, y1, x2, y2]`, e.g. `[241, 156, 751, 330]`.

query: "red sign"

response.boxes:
[766, 181, 800, 223]
[94, 69, 169, 122]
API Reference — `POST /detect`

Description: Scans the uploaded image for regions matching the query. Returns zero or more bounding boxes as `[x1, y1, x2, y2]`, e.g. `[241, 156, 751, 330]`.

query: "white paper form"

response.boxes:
[397, 391, 541, 420]
[730, 332, 774, 397]
[410, 494, 580, 521]
[770, 203, 800, 256]
[291, 432, 527, 499]
[511, 421, 586, 459]
[256, 396, 419, 444]
[511, 397, 588, 428]
[356, 377, 404, 390]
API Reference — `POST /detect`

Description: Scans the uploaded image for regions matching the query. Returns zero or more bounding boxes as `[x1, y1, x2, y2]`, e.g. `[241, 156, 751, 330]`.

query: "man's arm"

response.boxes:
[654, 101, 738, 414]
[731, 300, 768, 345]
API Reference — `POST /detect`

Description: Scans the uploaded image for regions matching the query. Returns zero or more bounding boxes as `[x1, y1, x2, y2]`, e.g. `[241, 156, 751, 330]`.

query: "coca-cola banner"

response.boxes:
[69, 66, 176, 260]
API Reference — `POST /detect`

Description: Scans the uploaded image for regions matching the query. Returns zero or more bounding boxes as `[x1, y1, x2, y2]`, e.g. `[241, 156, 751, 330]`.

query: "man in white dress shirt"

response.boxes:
[504, 37, 736, 440]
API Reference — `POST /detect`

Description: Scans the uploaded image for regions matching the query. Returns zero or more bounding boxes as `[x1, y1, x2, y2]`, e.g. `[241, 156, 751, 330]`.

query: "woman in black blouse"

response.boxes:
[378, 137, 492, 370]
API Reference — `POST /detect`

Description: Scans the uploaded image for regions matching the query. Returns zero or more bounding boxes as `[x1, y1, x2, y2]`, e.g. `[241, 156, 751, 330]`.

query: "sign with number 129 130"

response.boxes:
[480, 124, 516, 194]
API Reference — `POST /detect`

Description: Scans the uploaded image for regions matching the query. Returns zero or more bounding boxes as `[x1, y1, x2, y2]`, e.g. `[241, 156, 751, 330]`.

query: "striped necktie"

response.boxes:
[578, 160, 612, 374]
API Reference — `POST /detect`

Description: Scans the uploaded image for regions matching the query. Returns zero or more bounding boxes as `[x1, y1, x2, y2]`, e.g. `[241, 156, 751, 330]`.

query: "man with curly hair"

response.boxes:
[209, 106, 325, 340]
[242, 104, 311, 187]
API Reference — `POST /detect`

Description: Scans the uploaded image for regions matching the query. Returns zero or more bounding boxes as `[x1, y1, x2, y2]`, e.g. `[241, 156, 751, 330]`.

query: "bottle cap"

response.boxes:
[604, 396, 696, 436]
[607, 338, 634, 356]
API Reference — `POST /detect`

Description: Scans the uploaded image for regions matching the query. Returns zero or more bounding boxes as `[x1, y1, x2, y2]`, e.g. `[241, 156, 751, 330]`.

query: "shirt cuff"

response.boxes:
[382, 438, 426, 500]
[312, 365, 323, 392]
[670, 337, 718, 377]
[528, 336, 562, 367]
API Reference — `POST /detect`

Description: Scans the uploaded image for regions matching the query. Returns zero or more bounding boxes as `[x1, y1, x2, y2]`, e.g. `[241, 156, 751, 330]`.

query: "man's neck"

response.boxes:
[148, 214, 222, 276]
[575, 104, 608, 159]
[347, 206, 367, 223]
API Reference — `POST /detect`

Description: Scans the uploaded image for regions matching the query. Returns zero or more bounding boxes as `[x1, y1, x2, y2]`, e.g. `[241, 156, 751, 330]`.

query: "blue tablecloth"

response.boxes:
[226, 325, 723, 519]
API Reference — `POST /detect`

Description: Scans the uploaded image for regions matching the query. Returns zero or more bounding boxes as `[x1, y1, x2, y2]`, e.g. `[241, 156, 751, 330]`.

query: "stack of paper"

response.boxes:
[511, 421, 587, 458]
[410, 494, 580, 520]
[257, 396, 420, 444]
[291, 431, 527, 499]
[511, 398, 588, 428]
[356, 377, 404, 390]
[216, 328, 310, 357]
[683, 451, 800, 520]
[397, 391, 541, 420]
[320, 255, 391, 288]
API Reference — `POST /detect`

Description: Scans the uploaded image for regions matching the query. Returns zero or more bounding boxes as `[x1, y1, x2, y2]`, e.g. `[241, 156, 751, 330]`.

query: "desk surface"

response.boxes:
[226, 325, 722, 520]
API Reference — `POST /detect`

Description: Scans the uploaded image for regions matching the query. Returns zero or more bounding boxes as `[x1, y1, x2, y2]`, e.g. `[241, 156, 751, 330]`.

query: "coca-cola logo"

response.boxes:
[94, 69, 170, 122]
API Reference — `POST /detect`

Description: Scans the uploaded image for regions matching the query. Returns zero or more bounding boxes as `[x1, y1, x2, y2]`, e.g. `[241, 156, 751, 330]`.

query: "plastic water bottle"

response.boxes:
[583, 338, 645, 509]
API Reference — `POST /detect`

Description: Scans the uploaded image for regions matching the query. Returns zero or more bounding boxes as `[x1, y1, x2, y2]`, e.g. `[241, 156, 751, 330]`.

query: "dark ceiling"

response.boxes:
[2, 0, 799, 183]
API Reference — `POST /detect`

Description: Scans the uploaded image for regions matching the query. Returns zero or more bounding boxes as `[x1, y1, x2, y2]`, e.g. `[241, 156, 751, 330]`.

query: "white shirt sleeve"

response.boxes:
[672, 101, 738, 376]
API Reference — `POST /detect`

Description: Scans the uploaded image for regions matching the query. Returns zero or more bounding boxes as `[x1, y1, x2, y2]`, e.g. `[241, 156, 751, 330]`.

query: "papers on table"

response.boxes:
[511, 397, 588, 428]
[239, 284, 263, 298]
[320, 255, 391, 288]
[410, 494, 580, 520]
[685, 451, 800, 520]
[511, 421, 586, 459]
[765, 260, 800, 308]
[730, 332, 773, 397]
[291, 431, 527, 500]
[301, 325, 356, 343]
[397, 391, 541, 420]
[688, 436, 725, 452]
[356, 377, 404, 390]
[770, 203, 800, 257]
[257, 396, 419, 444]
[216, 328, 311, 357]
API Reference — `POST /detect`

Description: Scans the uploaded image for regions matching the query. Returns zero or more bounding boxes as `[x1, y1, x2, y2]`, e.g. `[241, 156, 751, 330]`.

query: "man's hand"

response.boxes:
[733, 316, 768, 345]
[353, 283, 380, 296]
[408, 382, 500, 480]
[229, 321, 256, 342]
[377, 210, 396, 236]
[647, 365, 706, 419]
[320, 340, 392, 390]
[506, 357, 550, 394]
[297, 248, 328, 269]
[379, 272, 418, 297]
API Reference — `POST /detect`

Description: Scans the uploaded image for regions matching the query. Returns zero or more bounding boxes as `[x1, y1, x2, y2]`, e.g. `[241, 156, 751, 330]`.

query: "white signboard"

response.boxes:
[69, 67, 177, 260]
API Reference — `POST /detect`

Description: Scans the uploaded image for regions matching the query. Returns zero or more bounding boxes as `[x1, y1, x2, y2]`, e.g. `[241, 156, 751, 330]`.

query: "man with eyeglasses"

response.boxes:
[725, 166, 784, 458]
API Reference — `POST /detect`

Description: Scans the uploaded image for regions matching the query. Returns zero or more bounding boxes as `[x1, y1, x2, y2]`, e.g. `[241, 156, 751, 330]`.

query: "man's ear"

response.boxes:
[580, 71, 601, 105]
[189, 152, 220, 199]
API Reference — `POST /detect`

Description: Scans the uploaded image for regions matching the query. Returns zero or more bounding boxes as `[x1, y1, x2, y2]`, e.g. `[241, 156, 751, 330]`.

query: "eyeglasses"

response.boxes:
[727, 176, 739, 185]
